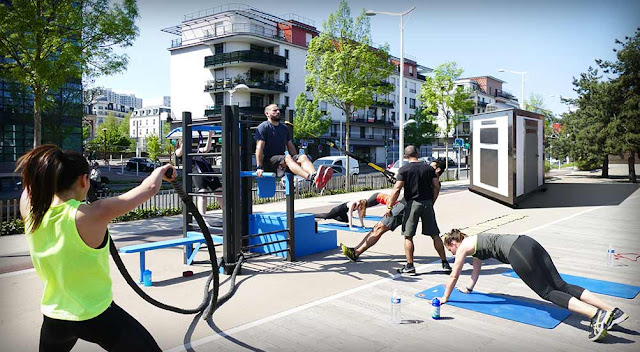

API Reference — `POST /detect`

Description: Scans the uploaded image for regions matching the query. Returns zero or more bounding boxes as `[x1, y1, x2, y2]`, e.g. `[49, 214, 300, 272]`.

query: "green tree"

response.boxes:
[305, 0, 395, 189]
[562, 68, 621, 175]
[0, 0, 139, 148]
[404, 106, 438, 148]
[293, 93, 331, 141]
[417, 62, 474, 170]
[89, 113, 132, 157]
[146, 134, 163, 162]
[524, 93, 558, 158]
[597, 28, 640, 183]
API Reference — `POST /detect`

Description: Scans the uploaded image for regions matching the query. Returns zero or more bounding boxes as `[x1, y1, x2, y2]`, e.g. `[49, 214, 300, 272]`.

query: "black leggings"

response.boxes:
[315, 202, 349, 223]
[508, 236, 585, 309]
[39, 302, 161, 352]
[366, 193, 380, 207]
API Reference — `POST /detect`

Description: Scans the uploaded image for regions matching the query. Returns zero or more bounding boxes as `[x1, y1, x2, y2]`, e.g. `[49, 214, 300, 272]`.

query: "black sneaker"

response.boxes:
[340, 243, 358, 262]
[442, 261, 452, 273]
[397, 264, 416, 274]
[607, 308, 629, 330]
[589, 309, 612, 342]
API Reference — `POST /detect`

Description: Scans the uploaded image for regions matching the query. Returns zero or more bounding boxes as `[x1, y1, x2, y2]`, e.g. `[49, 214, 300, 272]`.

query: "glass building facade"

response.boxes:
[0, 78, 83, 171]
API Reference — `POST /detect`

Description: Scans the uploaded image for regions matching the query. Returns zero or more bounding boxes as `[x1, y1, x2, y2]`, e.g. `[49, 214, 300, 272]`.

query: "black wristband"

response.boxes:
[467, 287, 473, 292]
[256, 166, 263, 170]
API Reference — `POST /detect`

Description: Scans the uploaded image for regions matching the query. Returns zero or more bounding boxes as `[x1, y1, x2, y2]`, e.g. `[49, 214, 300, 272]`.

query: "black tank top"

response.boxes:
[472, 233, 520, 264]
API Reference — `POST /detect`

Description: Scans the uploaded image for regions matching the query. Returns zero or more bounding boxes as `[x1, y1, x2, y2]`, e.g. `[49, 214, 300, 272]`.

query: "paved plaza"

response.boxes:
[1, 165, 638, 351]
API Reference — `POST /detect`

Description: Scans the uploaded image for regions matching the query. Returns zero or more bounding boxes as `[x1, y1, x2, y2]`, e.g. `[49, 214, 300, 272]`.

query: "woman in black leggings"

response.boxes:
[439, 229, 628, 342]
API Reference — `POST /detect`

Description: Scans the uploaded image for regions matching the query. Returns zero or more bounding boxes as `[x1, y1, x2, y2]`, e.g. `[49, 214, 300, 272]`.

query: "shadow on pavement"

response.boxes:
[517, 183, 640, 209]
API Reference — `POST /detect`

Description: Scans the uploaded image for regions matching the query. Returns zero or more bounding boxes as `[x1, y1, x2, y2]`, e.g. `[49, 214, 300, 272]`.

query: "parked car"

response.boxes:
[387, 157, 435, 176]
[126, 157, 159, 172]
[313, 156, 359, 175]
[437, 157, 457, 166]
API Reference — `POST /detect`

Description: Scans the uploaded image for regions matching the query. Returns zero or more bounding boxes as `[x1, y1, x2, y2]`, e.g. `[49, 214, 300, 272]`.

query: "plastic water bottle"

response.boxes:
[607, 244, 615, 266]
[431, 298, 441, 320]
[390, 289, 402, 324]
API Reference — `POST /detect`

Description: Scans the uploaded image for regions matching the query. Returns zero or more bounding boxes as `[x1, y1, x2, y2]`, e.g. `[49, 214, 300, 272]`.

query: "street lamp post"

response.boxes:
[102, 128, 107, 167]
[367, 6, 415, 168]
[498, 68, 526, 109]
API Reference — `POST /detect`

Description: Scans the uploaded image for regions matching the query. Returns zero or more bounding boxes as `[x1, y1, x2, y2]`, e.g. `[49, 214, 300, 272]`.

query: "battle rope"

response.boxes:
[88, 168, 244, 321]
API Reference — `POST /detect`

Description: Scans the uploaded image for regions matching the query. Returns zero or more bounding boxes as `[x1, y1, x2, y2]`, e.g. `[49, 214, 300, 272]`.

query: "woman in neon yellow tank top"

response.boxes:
[17, 145, 176, 351]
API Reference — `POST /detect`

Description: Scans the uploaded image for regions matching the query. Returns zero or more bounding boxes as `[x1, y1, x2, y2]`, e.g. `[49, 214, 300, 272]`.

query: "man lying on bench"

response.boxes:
[437, 229, 629, 342]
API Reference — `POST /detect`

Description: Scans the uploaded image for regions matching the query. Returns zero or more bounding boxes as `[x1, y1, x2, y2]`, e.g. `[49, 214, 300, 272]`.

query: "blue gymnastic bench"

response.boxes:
[119, 231, 223, 283]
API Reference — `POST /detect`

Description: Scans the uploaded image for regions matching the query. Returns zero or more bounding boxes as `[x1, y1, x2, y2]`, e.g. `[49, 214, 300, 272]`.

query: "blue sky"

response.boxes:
[94, 0, 640, 116]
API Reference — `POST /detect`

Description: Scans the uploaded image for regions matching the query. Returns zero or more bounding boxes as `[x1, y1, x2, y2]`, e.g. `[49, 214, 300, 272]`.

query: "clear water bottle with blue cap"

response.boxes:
[607, 244, 615, 266]
[390, 289, 401, 324]
[431, 298, 441, 320]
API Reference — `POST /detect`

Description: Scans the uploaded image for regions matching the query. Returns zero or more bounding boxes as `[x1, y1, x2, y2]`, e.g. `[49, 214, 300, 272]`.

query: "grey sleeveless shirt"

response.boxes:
[472, 233, 521, 264]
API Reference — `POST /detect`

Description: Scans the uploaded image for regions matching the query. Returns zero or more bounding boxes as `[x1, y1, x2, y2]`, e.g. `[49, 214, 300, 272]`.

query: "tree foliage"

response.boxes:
[597, 28, 640, 182]
[305, 0, 395, 189]
[293, 93, 331, 141]
[146, 134, 163, 162]
[417, 61, 474, 169]
[87, 114, 132, 155]
[404, 106, 438, 148]
[0, 0, 139, 148]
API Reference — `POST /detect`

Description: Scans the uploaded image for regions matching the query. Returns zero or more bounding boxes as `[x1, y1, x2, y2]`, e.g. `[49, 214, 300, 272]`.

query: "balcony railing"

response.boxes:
[351, 118, 394, 126]
[204, 50, 287, 69]
[371, 100, 394, 109]
[477, 101, 488, 107]
[204, 78, 288, 93]
[169, 23, 286, 48]
[205, 106, 266, 117]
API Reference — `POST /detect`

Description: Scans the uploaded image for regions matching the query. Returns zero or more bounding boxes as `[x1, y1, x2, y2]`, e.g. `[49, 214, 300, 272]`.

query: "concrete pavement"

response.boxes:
[1, 167, 638, 352]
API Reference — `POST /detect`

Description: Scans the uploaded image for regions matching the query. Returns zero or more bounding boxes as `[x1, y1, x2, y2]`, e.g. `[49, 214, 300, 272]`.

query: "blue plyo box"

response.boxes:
[249, 212, 337, 258]
[318, 223, 371, 233]
[502, 270, 640, 299]
[415, 285, 571, 329]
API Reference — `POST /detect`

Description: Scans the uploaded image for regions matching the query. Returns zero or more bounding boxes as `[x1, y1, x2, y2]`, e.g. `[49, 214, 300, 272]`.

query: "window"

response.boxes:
[391, 111, 396, 121]
[404, 97, 407, 104]
[305, 33, 312, 46]
[409, 66, 413, 75]
[285, 73, 289, 82]
[360, 126, 365, 138]
[284, 49, 289, 59]
[284, 96, 289, 107]
[409, 98, 416, 109]
[214, 43, 223, 54]
[331, 124, 338, 137]
[404, 80, 407, 88]
[153, 119, 156, 125]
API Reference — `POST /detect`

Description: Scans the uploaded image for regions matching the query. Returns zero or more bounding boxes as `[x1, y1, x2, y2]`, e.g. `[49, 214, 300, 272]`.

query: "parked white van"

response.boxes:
[313, 156, 360, 175]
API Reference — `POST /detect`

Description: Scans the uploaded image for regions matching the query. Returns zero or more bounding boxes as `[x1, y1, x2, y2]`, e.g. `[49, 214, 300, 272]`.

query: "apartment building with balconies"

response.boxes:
[429, 75, 520, 161]
[162, 4, 431, 166]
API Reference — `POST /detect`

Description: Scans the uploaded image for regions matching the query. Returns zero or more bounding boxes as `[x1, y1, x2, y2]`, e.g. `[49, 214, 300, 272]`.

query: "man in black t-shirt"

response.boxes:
[386, 146, 451, 274]
[255, 104, 332, 190]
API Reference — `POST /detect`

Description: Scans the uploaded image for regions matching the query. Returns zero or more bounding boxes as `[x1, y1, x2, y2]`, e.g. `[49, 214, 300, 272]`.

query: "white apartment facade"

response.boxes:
[103, 88, 143, 109]
[129, 105, 172, 150]
[163, 4, 432, 165]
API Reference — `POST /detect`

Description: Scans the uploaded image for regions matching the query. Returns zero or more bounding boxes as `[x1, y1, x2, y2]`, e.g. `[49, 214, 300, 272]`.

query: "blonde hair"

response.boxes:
[357, 199, 367, 219]
[442, 229, 468, 246]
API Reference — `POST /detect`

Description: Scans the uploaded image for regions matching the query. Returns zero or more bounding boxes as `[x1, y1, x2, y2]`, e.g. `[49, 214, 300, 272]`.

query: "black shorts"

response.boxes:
[380, 201, 406, 231]
[39, 302, 160, 351]
[263, 154, 301, 173]
[192, 166, 221, 192]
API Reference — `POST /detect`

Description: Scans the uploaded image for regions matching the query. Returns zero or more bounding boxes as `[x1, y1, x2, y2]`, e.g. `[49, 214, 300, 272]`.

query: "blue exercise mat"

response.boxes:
[318, 223, 371, 233]
[502, 270, 640, 299]
[358, 215, 383, 222]
[415, 285, 570, 329]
